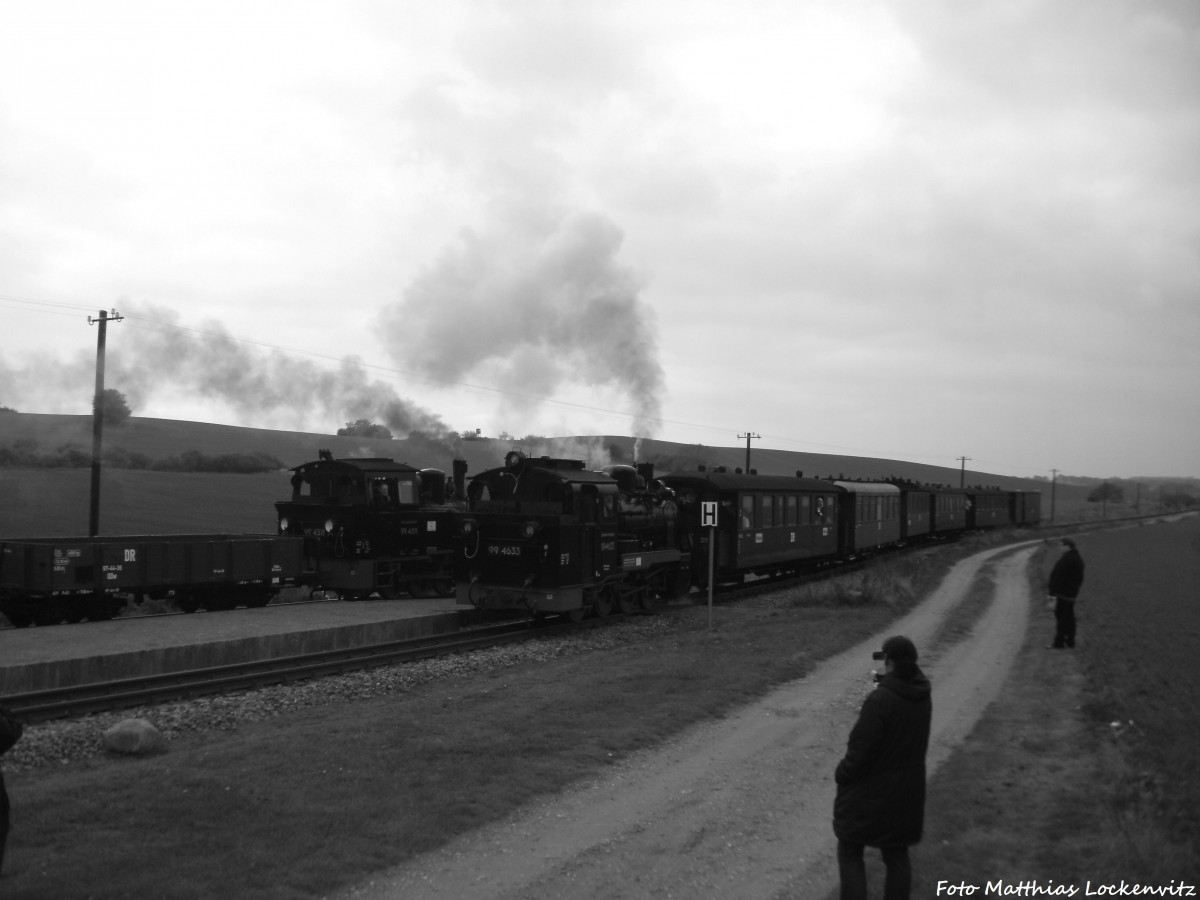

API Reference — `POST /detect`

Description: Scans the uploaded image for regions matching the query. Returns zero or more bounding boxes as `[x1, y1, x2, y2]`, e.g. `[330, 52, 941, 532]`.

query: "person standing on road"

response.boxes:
[1047, 538, 1085, 649]
[833, 635, 932, 900]
[0, 705, 24, 877]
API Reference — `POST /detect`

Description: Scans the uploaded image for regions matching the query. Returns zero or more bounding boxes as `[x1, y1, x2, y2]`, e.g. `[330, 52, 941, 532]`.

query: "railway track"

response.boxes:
[1, 617, 591, 724]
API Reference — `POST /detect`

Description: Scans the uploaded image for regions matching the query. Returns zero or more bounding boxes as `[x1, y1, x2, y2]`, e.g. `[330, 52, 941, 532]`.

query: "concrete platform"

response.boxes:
[0, 598, 467, 695]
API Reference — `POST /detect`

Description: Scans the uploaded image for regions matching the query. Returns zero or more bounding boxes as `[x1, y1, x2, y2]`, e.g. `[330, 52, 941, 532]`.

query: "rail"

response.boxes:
[1, 617, 591, 723]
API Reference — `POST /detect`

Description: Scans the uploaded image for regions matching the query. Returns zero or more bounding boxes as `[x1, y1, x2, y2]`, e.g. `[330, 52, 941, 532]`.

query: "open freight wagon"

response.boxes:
[0, 533, 304, 626]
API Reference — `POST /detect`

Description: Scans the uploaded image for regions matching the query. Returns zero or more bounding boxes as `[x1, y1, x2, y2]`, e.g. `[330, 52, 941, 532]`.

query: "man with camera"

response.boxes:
[833, 635, 932, 900]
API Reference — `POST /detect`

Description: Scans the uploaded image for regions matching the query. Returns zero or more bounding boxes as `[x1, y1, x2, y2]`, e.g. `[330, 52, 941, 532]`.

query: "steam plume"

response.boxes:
[106, 305, 453, 439]
[380, 212, 665, 437]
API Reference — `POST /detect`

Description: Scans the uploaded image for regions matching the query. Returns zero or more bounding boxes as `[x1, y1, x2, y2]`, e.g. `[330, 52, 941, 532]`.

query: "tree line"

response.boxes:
[0, 440, 285, 474]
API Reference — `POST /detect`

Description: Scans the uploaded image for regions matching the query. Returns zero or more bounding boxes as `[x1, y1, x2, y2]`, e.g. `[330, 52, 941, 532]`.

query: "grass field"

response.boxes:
[911, 517, 1200, 894]
[2, 517, 1196, 899]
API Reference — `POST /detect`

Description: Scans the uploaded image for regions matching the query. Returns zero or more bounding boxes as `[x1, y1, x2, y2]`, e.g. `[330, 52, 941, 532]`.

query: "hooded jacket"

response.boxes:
[833, 668, 932, 847]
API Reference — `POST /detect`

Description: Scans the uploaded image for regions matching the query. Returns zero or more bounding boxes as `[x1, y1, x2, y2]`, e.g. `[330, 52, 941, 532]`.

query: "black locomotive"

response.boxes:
[455, 451, 689, 620]
[275, 450, 468, 599]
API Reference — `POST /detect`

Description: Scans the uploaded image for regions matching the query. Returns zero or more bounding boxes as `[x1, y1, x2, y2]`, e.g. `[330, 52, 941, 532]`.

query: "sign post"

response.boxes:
[701, 502, 718, 629]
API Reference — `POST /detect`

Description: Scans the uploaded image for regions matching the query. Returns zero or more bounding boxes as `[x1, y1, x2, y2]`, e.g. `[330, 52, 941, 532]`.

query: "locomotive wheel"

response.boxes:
[430, 577, 455, 598]
[593, 587, 615, 618]
[563, 608, 586, 623]
[615, 584, 637, 615]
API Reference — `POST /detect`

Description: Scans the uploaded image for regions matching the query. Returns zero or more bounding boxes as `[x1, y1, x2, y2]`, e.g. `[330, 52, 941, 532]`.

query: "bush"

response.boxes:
[337, 419, 393, 439]
[150, 451, 286, 474]
[94, 388, 133, 426]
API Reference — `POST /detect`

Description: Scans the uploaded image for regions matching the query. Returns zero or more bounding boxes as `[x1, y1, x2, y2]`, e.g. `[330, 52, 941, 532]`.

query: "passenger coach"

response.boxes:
[834, 481, 902, 556]
[660, 469, 840, 588]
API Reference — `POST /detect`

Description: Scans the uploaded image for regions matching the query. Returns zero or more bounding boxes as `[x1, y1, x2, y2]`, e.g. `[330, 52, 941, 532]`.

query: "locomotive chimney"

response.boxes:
[453, 459, 469, 499]
[636, 462, 655, 486]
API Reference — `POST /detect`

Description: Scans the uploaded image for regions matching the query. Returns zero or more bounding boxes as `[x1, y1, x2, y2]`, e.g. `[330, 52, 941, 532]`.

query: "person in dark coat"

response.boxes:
[0, 705, 23, 877]
[833, 635, 932, 900]
[1047, 538, 1085, 648]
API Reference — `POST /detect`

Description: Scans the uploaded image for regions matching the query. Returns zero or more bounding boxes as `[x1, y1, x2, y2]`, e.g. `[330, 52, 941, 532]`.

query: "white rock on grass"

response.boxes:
[103, 718, 167, 755]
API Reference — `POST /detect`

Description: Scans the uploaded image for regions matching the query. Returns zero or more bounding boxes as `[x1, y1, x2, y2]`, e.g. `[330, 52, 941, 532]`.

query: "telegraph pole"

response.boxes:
[88, 309, 123, 537]
[1050, 469, 1058, 523]
[738, 432, 760, 473]
[957, 456, 971, 489]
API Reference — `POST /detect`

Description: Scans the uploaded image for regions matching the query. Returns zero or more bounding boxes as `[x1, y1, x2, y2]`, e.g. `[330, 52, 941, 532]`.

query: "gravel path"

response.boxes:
[330, 541, 1040, 900]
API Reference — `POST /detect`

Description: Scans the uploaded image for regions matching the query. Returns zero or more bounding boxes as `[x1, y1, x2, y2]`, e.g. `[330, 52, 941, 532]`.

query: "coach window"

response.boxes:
[741, 495, 755, 530]
[786, 495, 798, 526]
[801, 495, 812, 524]
[760, 494, 774, 528]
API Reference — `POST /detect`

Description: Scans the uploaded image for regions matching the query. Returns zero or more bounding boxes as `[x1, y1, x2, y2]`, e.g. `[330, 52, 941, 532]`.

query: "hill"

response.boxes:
[0, 412, 1128, 538]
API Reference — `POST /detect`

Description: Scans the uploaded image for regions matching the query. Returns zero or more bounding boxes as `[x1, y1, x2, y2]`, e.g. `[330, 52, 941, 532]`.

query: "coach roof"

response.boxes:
[660, 471, 838, 493]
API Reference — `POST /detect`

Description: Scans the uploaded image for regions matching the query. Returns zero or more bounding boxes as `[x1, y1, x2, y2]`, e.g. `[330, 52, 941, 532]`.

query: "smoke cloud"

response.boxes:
[87, 305, 455, 439]
[379, 211, 666, 437]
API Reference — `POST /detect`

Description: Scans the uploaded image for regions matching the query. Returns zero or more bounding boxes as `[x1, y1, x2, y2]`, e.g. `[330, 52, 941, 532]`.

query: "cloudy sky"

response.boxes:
[2, 0, 1197, 479]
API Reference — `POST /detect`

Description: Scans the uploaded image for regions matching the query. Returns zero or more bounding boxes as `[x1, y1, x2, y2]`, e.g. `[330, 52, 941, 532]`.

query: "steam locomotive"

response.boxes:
[274, 450, 469, 599]
[455, 451, 689, 620]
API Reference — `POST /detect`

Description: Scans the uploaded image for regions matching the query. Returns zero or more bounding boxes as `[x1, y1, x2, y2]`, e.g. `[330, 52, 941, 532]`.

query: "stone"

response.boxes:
[103, 718, 167, 755]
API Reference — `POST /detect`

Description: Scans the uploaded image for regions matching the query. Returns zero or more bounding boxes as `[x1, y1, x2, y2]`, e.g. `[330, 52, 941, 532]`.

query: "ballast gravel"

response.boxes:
[5, 617, 676, 772]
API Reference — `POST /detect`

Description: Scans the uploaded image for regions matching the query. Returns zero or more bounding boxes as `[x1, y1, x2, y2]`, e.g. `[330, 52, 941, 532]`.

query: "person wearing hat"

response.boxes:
[833, 635, 932, 900]
[1047, 538, 1085, 649]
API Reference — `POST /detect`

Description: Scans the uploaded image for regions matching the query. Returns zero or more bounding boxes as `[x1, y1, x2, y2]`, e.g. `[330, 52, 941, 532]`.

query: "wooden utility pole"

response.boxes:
[738, 432, 760, 473]
[88, 309, 123, 537]
[1050, 469, 1059, 523]
[957, 456, 971, 489]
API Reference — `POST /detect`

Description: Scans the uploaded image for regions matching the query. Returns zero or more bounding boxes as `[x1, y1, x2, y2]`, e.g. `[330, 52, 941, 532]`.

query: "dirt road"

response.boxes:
[333, 541, 1040, 900]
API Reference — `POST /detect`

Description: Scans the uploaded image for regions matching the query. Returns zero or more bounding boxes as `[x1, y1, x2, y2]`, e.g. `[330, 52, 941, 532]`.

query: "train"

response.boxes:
[453, 451, 1041, 619]
[0, 447, 1039, 627]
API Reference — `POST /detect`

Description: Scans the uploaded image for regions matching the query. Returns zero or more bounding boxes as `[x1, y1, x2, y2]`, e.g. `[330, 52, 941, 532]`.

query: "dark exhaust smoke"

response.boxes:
[107, 305, 453, 441]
